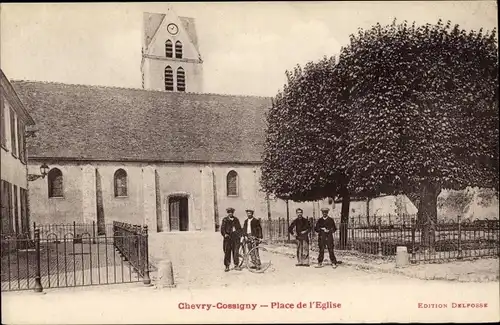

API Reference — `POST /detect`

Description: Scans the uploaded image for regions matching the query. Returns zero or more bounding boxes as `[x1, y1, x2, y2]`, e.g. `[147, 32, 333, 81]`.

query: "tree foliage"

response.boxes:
[261, 19, 498, 208]
[261, 56, 346, 201]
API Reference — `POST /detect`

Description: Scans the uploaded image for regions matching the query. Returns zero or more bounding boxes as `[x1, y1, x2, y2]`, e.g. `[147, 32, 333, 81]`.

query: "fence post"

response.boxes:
[457, 215, 462, 260]
[350, 217, 355, 250]
[142, 225, 151, 285]
[410, 217, 416, 264]
[73, 221, 76, 237]
[34, 228, 43, 293]
[92, 220, 96, 244]
[377, 217, 382, 257]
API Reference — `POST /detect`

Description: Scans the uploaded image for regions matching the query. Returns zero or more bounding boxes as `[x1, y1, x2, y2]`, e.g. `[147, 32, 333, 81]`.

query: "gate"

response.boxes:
[0, 221, 151, 292]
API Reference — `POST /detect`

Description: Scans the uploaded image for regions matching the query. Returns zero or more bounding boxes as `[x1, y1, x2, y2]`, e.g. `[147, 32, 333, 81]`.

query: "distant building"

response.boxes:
[1, 69, 35, 236]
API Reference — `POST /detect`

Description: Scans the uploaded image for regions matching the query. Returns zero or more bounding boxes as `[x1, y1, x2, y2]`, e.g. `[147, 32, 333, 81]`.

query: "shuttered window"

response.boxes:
[0, 96, 6, 148]
[175, 41, 183, 59]
[10, 109, 17, 157]
[177, 68, 186, 92]
[165, 66, 174, 91]
[165, 40, 173, 58]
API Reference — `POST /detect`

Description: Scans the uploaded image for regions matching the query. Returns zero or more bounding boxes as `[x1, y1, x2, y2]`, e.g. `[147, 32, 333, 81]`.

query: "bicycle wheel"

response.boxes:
[236, 244, 245, 268]
[246, 245, 272, 273]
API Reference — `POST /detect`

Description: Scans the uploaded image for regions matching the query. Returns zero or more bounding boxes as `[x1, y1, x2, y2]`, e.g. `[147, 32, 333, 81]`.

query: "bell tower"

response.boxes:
[141, 9, 204, 93]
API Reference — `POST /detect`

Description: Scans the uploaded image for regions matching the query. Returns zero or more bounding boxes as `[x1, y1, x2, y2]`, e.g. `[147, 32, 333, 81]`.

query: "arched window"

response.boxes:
[48, 168, 64, 198]
[175, 41, 183, 59]
[164, 66, 174, 91]
[177, 68, 186, 92]
[114, 169, 128, 197]
[226, 170, 238, 196]
[165, 40, 173, 58]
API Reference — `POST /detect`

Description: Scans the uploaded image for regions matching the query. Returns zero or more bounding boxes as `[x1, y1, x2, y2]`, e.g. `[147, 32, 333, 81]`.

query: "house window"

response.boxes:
[17, 119, 26, 163]
[175, 41, 183, 59]
[177, 68, 186, 92]
[165, 66, 174, 91]
[165, 40, 173, 58]
[48, 168, 64, 198]
[10, 109, 17, 157]
[114, 169, 128, 197]
[1, 96, 6, 149]
[226, 170, 238, 196]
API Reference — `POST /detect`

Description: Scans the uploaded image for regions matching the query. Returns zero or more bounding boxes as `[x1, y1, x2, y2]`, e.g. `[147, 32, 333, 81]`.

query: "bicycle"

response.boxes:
[236, 235, 272, 273]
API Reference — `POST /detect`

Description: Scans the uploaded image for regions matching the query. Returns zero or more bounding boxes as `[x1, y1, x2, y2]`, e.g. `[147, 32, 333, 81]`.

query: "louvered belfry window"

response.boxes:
[165, 40, 173, 58]
[175, 41, 183, 59]
[165, 66, 174, 91]
[177, 68, 186, 92]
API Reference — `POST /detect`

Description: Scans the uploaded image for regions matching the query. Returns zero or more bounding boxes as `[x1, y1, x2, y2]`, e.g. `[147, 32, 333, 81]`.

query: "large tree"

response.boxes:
[336, 19, 498, 248]
[261, 19, 498, 250]
[260, 57, 354, 248]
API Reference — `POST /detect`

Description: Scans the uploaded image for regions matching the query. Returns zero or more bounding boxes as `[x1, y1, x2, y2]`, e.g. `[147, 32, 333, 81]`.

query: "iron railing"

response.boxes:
[260, 215, 500, 263]
[1, 222, 150, 292]
[112, 221, 150, 283]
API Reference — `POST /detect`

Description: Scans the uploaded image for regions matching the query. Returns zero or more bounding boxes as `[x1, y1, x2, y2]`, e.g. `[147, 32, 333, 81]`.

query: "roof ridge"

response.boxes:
[11, 79, 272, 100]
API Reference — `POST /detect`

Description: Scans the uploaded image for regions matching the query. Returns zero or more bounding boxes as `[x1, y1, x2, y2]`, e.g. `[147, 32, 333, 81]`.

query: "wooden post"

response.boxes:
[286, 200, 290, 242]
[377, 217, 382, 257]
[411, 217, 416, 264]
[266, 193, 272, 241]
[457, 215, 462, 260]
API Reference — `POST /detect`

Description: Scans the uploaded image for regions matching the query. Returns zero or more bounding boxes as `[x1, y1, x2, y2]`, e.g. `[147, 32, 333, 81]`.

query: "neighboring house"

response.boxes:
[0, 69, 35, 236]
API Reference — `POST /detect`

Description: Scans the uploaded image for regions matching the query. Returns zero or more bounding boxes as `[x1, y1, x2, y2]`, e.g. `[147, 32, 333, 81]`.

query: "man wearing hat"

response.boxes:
[220, 207, 242, 272]
[242, 209, 263, 269]
[288, 208, 311, 266]
[314, 207, 338, 268]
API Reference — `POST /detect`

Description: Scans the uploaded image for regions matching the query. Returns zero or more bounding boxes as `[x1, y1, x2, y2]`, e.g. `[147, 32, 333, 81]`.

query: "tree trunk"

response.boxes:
[339, 186, 350, 250]
[418, 182, 440, 251]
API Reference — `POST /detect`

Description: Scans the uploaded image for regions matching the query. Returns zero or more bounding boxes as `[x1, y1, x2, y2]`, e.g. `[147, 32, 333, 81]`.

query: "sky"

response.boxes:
[1, 1, 497, 97]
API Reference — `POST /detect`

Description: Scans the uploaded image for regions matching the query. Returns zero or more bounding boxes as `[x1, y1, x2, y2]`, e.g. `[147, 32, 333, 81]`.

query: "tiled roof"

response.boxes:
[12, 81, 271, 163]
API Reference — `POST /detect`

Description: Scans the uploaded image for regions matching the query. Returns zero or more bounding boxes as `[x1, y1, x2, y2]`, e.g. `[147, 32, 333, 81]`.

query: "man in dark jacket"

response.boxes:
[242, 209, 262, 269]
[314, 207, 338, 268]
[288, 208, 311, 266]
[220, 207, 242, 272]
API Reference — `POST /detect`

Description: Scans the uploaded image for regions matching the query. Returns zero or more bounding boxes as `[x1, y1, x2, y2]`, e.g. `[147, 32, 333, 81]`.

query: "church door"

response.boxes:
[168, 196, 189, 231]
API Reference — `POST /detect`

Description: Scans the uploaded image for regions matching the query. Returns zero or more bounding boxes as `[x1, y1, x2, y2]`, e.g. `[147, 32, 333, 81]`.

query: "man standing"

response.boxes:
[220, 207, 242, 272]
[242, 209, 263, 269]
[314, 207, 338, 268]
[288, 208, 311, 266]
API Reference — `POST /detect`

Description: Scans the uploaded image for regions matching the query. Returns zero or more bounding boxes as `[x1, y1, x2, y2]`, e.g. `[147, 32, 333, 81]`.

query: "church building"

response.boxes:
[11, 9, 309, 234]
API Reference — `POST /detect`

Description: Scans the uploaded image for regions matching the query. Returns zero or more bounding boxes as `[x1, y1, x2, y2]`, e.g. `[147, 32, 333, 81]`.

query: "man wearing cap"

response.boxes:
[220, 207, 242, 272]
[242, 209, 263, 269]
[288, 208, 311, 266]
[314, 207, 338, 268]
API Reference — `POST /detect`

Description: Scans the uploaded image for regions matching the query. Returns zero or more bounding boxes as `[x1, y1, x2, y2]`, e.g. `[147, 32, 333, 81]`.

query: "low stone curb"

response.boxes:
[264, 245, 499, 283]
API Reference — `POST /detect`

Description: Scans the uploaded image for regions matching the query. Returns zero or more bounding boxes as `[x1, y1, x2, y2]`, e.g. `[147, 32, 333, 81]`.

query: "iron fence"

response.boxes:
[260, 215, 500, 263]
[1, 221, 150, 292]
[112, 221, 150, 281]
[34, 222, 114, 241]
